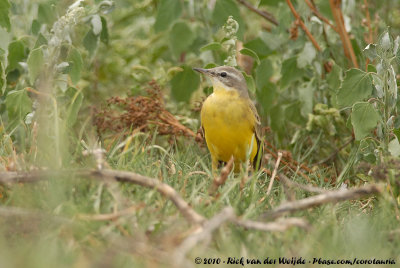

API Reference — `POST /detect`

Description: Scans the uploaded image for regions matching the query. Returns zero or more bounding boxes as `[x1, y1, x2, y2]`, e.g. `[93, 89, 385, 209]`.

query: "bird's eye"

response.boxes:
[220, 72, 227, 77]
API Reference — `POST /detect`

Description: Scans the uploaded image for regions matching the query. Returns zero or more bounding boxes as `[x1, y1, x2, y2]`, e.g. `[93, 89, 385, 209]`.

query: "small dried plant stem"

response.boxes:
[305, 0, 338, 32]
[263, 184, 381, 219]
[286, 0, 321, 51]
[236, 0, 279, 26]
[266, 152, 282, 195]
[329, 0, 359, 68]
[209, 156, 234, 194]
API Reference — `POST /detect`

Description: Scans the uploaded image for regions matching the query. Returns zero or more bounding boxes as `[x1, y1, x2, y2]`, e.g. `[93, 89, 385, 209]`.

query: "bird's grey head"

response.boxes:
[193, 66, 249, 97]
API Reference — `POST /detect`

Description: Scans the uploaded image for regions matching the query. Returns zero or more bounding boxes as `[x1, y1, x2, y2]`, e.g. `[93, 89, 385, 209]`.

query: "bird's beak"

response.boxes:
[193, 67, 211, 76]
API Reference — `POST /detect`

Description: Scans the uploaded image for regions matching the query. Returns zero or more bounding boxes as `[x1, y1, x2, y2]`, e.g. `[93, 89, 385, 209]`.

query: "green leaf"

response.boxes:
[154, 0, 182, 33]
[169, 22, 195, 57]
[34, 33, 48, 49]
[7, 40, 26, 71]
[31, 19, 41, 35]
[170, 66, 199, 102]
[255, 58, 273, 90]
[66, 87, 83, 127]
[68, 48, 83, 84]
[83, 30, 98, 56]
[280, 57, 302, 89]
[389, 138, 400, 157]
[326, 62, 342, 92]
[297, 42, 316, 68]
[6, 89, 32, 122]
[393, 128, 400, 142]
[242, 71, 255, 94]
[100, 16, 109, 44]
[257, 81, 276, 113]
[337, 68, 373, 108]
[27, 47, 44, 84]
[244, 38, 272, 58]
[351, 102, 380, 140]
[200, 42, 222, 52]
[298, 79, 315, 117]
[239, 48, 260, 65]
[363, 43, 377, 60]
[212, 0, 244, 39]
[37, 3, 56, 25]
[0, 0, 11, 32]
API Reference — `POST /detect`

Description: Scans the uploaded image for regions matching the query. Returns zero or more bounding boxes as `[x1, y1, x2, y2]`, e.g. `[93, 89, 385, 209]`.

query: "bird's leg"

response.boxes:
[211, 156, 219, 177]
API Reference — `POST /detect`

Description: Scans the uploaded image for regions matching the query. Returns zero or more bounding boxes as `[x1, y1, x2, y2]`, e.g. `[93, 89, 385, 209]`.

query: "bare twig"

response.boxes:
[236, 0, 279, 26]
[305, 0, 338, 32]
[264, 145, 313, 183]
[0, 169, 206, 225]
[316, 137, 354, 165]
[279, 173, 327, 194]
[286, 0, 321, 51]
[329, 0, 359, 68]
[209, 156, 234, 194]
[266, 152, 282, 195]
[87, 169, 206, 225]
[262, 184, 381, 219]
[174, 207, 236, 266]
[235, 217, 310, 232]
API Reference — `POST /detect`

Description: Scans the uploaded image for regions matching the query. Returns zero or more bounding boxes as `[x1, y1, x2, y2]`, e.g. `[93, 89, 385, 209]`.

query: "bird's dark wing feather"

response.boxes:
[249, 101, 264, 170]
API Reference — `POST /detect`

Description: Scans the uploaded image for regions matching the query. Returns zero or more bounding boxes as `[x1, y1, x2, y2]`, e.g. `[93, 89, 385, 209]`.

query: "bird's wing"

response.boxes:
[249, 100, 264, 170]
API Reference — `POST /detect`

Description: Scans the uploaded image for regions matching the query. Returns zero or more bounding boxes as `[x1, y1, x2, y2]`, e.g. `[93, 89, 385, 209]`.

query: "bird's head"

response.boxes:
[193, 66, 249, 97]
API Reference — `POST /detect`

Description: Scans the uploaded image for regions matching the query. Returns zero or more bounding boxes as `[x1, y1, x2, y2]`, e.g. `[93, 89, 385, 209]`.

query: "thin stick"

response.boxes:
[329, 0, 359, 68]
[235, 217, 310, 232]
[278, 174, 327, 194]
[286, 0, 321, 51]
[265, 140, 313, 174]
[236, 0, 279, 26]
[266, 152, 282, 195]
[209, 156, 234, 194]
[264, 145, 313, 183]
[262, 184, 381, 219]
[316, 137, 354, 165]
[0, 169, 206, 225]
[305, 0, 338, 32]
[174, 207, 235, 266]
[87, 169, 206, 225]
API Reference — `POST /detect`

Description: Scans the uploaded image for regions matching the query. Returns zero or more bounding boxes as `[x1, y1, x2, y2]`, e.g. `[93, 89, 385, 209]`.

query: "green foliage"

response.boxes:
[5, 89, 32, 123]
[2, 0, 400, 265]
[351, 102, 380, 140]
[27, 46, 44, 84]
[336, 69, 373, 108]
[169, 22, 195, 58]
[67, 47, 83, 84]
[0, 0, 10, 32]
[170, 66, 200, 102]
[154, 0, 182, 33]
[6, 40, 26, 72]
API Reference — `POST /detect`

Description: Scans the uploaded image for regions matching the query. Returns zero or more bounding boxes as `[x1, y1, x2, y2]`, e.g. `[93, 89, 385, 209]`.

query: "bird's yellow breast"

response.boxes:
[201, 87, 258, 165]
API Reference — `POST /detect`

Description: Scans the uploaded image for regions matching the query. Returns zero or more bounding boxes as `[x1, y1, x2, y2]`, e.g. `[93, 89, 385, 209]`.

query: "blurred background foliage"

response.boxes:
[1, 0, 400, 266]
[1, 0, 400, 173]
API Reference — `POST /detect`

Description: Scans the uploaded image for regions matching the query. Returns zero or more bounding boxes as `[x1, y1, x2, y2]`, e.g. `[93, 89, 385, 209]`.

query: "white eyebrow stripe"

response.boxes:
[227, 71, 241, 81]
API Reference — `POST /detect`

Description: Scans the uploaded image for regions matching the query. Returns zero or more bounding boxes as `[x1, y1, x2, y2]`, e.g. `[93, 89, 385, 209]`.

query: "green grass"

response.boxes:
[1, 135, 398, 267]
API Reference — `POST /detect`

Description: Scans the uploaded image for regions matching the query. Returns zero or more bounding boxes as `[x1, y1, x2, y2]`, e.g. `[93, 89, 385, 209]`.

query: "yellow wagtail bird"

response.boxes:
[193, 66, 263, 173]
